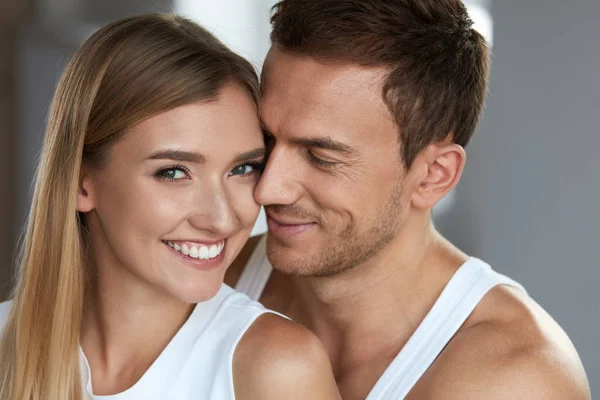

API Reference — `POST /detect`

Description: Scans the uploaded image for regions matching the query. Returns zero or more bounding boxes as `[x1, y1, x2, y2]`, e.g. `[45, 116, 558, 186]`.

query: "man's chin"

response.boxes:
[266, 244, 318, 276]
[267, 247, 347, 278]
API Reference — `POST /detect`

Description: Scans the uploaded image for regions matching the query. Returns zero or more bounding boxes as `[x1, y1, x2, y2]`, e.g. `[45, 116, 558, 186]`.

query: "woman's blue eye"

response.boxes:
[156, 166, 189, 181]
[229, 163, 262, 177]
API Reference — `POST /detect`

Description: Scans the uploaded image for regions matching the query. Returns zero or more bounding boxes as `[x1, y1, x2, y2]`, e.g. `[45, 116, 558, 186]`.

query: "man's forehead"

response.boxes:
[262, 48, 387, 108]
[261, 54, 397, 148]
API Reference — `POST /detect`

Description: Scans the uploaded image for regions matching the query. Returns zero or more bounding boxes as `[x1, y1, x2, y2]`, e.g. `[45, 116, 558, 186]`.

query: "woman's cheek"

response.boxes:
[231, 181, 261, 229]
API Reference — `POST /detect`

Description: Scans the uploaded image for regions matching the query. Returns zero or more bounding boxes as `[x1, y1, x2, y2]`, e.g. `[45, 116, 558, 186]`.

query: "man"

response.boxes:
[226, 1, 591, 398]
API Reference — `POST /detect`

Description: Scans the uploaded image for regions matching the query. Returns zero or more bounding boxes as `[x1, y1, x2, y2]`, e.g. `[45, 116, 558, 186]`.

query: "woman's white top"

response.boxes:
[0, 284, 278, 399]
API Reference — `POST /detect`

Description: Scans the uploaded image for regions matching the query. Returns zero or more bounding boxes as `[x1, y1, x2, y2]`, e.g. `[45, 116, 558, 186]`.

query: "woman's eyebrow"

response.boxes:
[233, 148, 266, 163]
[147, 150, 206, 163]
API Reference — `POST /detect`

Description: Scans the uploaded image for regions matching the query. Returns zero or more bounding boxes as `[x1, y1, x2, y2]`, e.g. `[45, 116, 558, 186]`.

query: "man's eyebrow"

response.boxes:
[261, 123, 355, 154]
[291, 137, 356, 154]
[233, 148, 266, 163]
[147, 150, 206, 163]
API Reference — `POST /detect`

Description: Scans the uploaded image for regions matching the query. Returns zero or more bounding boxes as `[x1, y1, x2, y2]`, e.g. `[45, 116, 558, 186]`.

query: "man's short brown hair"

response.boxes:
[270, 0, 490, 168]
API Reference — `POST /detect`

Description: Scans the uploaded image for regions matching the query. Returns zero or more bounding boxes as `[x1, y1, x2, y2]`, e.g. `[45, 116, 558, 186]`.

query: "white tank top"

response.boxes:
[0, 284, 279, 400]
[236, 236, 526, 400]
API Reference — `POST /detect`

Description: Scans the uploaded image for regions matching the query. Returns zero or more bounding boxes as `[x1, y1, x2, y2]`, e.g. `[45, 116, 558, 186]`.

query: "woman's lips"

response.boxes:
[163, 239, 227, 271]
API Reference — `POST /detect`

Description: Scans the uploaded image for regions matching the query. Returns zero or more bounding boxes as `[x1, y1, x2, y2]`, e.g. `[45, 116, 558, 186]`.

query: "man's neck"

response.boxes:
[266, 217, 468, 388]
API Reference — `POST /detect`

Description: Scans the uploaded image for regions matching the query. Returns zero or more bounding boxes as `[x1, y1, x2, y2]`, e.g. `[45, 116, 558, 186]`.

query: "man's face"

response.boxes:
[256, 49, 417, 277]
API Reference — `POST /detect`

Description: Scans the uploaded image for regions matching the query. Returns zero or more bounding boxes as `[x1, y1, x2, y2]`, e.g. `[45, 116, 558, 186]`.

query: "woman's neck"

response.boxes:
[80, 261, 193, 395]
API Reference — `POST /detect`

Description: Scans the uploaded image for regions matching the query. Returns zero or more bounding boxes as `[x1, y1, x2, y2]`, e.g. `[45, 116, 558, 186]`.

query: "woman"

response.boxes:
[0, 14, 340, 400]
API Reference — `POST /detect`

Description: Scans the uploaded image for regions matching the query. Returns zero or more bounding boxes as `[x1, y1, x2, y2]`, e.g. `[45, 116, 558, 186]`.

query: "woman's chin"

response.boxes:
[171, 277, 226, 305]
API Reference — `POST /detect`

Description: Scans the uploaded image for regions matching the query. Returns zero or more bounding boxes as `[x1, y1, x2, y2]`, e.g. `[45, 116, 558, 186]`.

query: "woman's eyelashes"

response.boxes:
[154, 160, 265, 182]
[228, 161, 265, 177]
[155, 165, 191, 181]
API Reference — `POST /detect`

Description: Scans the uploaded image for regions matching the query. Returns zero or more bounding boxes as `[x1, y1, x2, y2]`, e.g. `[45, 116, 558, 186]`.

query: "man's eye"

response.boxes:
[308, 152, 338, 168]
[155, 166, 190, 181]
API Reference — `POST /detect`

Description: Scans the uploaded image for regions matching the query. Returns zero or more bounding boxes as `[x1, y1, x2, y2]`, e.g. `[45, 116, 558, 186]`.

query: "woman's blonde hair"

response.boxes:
[0, 14, 260, 400]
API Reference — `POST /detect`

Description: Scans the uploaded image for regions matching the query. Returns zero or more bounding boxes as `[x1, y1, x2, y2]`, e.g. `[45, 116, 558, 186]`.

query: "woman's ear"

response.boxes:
[76, 166, 96, 213]
[410, 143, 466, 210]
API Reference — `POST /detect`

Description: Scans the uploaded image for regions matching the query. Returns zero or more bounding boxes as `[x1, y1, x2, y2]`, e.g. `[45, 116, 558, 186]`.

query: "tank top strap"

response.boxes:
[367, 258, 525, 399]
[235, 235, 272, 301]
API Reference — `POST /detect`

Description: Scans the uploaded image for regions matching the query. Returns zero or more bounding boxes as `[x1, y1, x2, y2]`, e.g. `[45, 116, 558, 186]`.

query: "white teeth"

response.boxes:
[199, 246, 209, 260]
[168, 241, 225, 260]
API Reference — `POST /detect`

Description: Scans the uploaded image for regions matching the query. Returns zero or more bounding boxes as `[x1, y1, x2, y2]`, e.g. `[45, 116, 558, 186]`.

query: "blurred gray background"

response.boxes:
[0, 0, 597, 392]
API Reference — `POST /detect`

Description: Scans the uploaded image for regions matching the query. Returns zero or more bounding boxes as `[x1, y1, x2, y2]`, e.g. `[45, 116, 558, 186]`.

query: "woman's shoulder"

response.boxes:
[232, 313, 341, 399]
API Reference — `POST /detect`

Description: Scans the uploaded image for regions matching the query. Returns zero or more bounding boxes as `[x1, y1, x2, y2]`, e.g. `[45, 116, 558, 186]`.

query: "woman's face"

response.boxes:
[78, 84, 264, 303]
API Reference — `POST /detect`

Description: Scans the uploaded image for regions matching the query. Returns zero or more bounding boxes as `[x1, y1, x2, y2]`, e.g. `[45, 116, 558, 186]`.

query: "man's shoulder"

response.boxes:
[408, 284, 591, 399]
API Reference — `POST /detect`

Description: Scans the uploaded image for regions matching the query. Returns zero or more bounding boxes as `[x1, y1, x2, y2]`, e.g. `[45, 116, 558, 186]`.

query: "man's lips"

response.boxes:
[266, 214, 317, 237]
[266, 213, 315, 226]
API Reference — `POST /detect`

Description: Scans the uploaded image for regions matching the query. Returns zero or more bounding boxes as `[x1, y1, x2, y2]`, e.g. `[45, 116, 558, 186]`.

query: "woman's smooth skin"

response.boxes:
[0, 14, 340, 399]
[76, 84, 340, 398]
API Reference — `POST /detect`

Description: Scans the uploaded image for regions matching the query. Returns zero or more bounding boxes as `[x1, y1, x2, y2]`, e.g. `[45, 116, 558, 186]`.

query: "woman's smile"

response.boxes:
[163, 239, 228, 271]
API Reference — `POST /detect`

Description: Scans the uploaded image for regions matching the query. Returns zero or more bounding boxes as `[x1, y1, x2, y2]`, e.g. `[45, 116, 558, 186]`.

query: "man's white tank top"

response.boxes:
[235, 235, 526, 400]
[0, 284, 278, 400]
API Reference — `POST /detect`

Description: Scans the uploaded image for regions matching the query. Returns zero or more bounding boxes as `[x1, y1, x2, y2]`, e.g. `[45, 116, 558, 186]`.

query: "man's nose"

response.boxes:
[254, 145, 304, 206]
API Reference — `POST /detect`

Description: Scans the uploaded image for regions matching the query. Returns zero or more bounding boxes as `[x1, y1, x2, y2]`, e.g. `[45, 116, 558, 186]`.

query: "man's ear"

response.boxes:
[410, 143, 466, 210]
[76, 166, 96, 213]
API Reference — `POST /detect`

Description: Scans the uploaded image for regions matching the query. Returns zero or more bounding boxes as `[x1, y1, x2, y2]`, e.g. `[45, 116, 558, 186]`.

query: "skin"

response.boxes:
[226, 49, 591, 399]
[76, 83, 340, 399]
